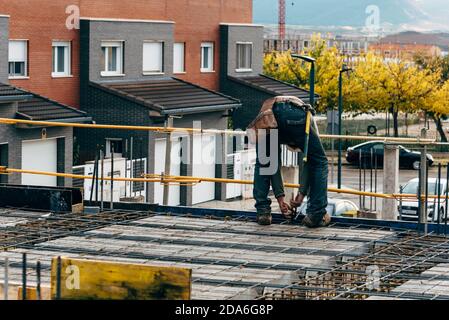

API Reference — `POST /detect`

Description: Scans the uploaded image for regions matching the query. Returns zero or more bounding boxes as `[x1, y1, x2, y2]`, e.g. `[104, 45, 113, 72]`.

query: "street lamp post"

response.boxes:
[291, 54, 316, 162]
[291, 54, 316, 106]
[337, 65, 352, 190]
[291, 54, 316, 196]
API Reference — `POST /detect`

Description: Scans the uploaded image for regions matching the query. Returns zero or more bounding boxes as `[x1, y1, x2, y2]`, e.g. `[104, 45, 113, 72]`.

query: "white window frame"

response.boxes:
[200, 42, 214, 72]
[142, 41, 164, 75]
[105, 138, 124, 159]
[101, 41, 124, 77]
[173, 42, 186, 74]
[236, 42, 253, 72]
[52, 41, 71, 77]
[8, 40, 28, 79]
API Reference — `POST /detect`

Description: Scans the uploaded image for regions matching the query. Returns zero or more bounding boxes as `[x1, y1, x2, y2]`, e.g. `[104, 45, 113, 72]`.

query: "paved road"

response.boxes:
[327, 163, 443, 212]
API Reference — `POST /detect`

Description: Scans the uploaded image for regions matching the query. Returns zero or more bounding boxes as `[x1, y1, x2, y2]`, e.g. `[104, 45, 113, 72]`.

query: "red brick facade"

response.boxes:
[1, 0, 252, 107]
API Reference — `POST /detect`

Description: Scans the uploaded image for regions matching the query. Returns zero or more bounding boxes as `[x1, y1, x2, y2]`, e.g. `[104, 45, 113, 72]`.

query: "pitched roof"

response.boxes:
[91, 78, 241, 115]
[228, 74, 319, 103]
[17, 94, 90, 122]
[0, 83, 91, 122]
[0, 83, 32, 102]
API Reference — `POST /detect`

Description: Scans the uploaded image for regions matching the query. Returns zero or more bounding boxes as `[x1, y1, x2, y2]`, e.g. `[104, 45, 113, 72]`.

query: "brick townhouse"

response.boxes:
[0, 1, 312, 204]
[0, 14, 91, 188]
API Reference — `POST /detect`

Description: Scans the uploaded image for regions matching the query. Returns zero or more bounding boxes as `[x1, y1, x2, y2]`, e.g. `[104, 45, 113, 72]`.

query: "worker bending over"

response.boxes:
[248, 96, 330, 228]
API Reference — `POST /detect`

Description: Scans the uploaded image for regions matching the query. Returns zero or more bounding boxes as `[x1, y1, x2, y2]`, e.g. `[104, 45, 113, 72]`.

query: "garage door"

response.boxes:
[154, 138, 181, 206]
[22, 139, 57, 187]
[192, 134, 216, 205]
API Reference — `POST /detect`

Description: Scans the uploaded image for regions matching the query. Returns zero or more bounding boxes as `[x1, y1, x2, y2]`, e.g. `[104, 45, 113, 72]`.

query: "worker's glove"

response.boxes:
[276, 196, 291, 215]
[290, 193, 305, 210]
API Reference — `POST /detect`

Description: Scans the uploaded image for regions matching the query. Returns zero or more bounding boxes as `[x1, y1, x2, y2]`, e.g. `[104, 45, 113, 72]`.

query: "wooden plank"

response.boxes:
[50, 257, 192, 300]
[17, 286, 51, 300]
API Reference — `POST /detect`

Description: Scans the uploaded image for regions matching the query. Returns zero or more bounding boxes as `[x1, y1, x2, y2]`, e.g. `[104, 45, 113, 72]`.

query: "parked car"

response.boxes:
[398, 178, 448, 223]
[297, 198, 359, 217]
[346, 141, 434, 170]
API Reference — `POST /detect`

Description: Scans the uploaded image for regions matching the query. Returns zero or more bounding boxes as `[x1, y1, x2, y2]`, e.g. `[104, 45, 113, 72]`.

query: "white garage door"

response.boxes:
[154, 138, 181, 206]
[192, 134, 216, 205]
[22, 139, 57, 187]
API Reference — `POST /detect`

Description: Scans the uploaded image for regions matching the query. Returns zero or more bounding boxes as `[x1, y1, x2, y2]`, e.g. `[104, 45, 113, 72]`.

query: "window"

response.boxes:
[8, 40, 27, 78]
[105, 139, 123, 158]
[52, 41, 71, 76]
[101, 41, 124, 76]
[201, 42, 214, 72]
[143, 41, 164, 74]
[173, 42, 185, 73]
[236, 42, 252, 71]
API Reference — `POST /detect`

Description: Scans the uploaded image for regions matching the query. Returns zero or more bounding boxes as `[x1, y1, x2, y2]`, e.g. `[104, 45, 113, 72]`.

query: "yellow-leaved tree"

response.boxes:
[263, 34, 344, 113]
[422, 80, 449, 142]
[263, 34, 442, 138]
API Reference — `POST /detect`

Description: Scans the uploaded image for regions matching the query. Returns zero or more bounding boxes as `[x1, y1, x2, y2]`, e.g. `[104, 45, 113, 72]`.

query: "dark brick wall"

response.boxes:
[75, 85, 150, 165]
[78, 21, 150, 165]
[219, 24, 273, 130]
[221, 79, 272, 130]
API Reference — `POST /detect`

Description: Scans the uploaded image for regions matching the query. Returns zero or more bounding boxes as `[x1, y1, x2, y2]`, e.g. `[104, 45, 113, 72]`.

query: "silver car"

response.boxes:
[398, 178, 448, 223]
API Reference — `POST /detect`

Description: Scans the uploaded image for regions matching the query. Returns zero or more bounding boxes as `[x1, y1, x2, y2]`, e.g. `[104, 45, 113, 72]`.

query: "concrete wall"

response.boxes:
[82, 19, 174, 83]
[0, 16, 9, 83]
[0, 102, 73, 186]
[220, 24, 264, 78]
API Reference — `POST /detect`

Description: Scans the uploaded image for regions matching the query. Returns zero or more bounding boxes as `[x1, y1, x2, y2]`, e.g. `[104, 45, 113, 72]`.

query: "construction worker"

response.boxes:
[248, 96, 330, 228]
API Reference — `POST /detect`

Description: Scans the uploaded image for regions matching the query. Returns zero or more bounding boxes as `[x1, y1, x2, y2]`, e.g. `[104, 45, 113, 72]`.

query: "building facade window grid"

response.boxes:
[143, 41, 164, 74]
[236, 42, 252, 71]
[8, 40, 28, 78]
[201, 42, 214, 72]
[101, 41, 124, 76]
[52, 41, 71, 77]
[173, 42, 185, 74]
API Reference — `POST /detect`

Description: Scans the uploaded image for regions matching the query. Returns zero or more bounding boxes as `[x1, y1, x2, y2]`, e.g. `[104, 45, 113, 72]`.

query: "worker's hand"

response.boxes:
[290, 193, 305, 209]
[277, 196, 291, 215]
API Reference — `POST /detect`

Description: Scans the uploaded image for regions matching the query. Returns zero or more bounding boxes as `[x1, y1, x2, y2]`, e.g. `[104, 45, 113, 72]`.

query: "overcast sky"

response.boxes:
[253, 0, 449, 31]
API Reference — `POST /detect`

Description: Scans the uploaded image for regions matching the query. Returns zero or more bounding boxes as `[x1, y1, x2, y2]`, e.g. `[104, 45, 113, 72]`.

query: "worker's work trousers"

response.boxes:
[253, 102, 329, 223]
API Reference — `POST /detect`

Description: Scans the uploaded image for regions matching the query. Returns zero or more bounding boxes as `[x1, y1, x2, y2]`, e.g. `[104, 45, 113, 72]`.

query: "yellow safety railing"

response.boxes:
[0, 117, 446, 145]
[0, 166, 441, 200]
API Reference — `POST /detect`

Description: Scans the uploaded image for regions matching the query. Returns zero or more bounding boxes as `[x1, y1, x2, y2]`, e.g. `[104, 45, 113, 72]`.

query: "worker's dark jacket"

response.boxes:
[248, 96, 328, 222]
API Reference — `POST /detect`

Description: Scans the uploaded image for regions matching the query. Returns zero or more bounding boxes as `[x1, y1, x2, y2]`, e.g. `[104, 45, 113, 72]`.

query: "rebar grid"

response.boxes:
[3, 208, 449, 300]
[1, 208, 394, 297]
[0, 208, 155, 250]
[261, 233, 449, 300]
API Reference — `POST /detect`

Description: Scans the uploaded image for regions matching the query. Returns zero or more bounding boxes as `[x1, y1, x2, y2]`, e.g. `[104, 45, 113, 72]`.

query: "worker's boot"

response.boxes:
[256, 213, 272, 226]
[302, 213, 331, 228]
